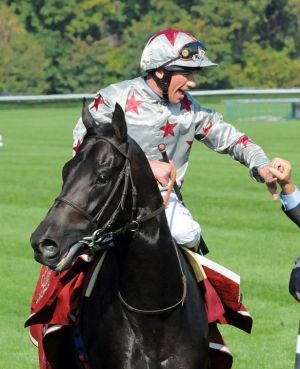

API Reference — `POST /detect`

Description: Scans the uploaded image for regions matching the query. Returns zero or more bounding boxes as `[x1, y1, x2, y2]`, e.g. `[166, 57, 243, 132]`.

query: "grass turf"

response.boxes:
[0, 102, 299, 368]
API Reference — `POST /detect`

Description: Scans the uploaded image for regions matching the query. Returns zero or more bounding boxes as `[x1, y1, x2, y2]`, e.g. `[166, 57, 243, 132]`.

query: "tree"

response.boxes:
[2, 0, 300, 92]
[230, 42, 300, 88]
[56, 36, 125, 93]
[0, 5, 49, 94]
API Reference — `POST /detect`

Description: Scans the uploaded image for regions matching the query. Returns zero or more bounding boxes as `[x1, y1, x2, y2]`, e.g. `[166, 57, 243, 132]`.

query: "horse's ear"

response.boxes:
[112, 103, 127, 143]
[82, 97, 95, 131]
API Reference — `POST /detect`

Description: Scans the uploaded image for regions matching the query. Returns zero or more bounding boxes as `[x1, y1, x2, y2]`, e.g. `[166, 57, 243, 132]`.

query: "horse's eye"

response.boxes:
[96, 174, 108, 184]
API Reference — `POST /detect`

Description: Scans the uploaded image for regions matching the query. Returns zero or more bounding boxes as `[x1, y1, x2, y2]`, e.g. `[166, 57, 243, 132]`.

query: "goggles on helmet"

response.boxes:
[160, 41, 206, 69]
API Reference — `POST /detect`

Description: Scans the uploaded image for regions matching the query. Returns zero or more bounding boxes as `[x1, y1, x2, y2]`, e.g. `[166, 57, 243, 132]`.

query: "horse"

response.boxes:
[30, 99, 209, 369]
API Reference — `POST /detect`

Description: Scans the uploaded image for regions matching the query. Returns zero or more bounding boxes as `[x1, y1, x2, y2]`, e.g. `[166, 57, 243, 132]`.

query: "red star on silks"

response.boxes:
[160, 121, 177, 138]
[236, 136, 251, 147]
[91, 95, 104, 112]
[125, 93, 143, 114]
[186, 140, 193, 149]
[203, 121, 213, 136]
[180, 95, 192, 112]
[73, 139, 81, 153]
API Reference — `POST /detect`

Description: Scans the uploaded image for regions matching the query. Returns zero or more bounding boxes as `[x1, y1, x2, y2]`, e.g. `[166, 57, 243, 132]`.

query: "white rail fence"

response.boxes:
[1, 88, 300, 102]
[1, 89, 300, 120]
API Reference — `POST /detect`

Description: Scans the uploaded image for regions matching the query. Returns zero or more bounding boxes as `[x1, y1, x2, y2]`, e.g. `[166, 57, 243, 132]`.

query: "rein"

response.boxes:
[162, 166, 176, 207]
[119, 239, 187, 315]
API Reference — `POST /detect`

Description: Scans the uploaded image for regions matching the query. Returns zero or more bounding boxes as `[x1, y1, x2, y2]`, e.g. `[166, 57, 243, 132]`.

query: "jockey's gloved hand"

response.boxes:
[289, 256, 300, 302]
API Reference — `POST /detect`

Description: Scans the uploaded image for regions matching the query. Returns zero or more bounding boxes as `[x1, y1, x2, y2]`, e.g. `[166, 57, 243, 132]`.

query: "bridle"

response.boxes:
[54, 136, 165, 271]
[56, 145, 135, 236]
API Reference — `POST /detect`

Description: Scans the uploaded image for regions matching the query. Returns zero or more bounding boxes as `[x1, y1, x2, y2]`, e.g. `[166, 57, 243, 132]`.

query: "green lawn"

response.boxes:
[0, 102, 299, 368]
[0, 105, 80, 369]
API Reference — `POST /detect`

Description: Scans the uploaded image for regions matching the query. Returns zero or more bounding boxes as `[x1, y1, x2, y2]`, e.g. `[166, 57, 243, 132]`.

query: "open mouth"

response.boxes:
[177, 89, 186, 100]
[35, 238, 88, 272]
[54, 241, 87, 273]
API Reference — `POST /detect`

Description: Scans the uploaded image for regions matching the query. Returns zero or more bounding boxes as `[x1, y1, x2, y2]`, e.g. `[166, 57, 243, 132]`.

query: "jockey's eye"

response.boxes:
[96, 174, 108, 184]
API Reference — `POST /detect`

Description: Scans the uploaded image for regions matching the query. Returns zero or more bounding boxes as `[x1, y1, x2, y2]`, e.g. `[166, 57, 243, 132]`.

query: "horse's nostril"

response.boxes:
[39, 239, 59, 258]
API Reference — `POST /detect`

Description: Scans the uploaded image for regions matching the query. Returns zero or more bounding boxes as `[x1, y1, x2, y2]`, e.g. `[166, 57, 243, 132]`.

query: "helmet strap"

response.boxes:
[151, 70, 173, 102]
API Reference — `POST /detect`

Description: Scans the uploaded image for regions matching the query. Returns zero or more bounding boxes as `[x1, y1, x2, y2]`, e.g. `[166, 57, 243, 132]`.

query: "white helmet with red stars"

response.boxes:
[140, 29, 217, 72]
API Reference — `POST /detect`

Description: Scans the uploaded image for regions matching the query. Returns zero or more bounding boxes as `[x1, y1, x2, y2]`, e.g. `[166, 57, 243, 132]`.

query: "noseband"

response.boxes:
[55, 136, 165, 252]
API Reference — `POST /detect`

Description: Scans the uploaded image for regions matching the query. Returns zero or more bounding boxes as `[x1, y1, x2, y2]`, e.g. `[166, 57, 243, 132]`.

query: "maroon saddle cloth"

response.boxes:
[25, 251, 252, 369]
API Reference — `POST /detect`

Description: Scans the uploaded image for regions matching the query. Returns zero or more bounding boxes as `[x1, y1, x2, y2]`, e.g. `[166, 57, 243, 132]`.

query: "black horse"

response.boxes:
[30, 100, 209, 369]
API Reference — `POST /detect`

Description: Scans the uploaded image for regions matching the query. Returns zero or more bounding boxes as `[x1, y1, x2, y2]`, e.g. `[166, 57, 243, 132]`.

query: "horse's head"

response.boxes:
[30, 99, 143, 271]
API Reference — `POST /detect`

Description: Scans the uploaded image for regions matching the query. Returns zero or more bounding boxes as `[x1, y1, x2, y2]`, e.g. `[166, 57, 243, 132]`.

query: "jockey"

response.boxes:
[73, 28, 277, 250]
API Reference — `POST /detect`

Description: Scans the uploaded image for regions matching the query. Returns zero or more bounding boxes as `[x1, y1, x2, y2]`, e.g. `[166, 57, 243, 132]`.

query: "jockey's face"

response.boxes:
[153, 69, 197, 104]
[168, 71, 197, 104]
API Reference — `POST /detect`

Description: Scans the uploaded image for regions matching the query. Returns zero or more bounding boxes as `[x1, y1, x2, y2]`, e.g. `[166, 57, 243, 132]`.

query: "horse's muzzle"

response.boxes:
[31, 234, 60, 267]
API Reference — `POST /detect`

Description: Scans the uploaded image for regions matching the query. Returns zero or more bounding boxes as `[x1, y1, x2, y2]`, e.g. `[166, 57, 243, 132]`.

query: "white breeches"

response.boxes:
[162, 191, 201, 248]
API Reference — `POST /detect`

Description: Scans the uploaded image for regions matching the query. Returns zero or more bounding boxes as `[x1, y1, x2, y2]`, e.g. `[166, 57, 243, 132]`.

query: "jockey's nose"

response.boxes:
[186, 79, 196, 89]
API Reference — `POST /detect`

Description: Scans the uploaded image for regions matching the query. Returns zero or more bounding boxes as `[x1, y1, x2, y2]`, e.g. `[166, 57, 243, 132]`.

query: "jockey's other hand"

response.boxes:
[149, 160, 174, 187]
[258, 164, 278, 201]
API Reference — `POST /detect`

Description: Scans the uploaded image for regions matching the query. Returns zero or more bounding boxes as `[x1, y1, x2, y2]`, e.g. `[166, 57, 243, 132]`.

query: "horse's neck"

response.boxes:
[118, 211, 184, 308]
